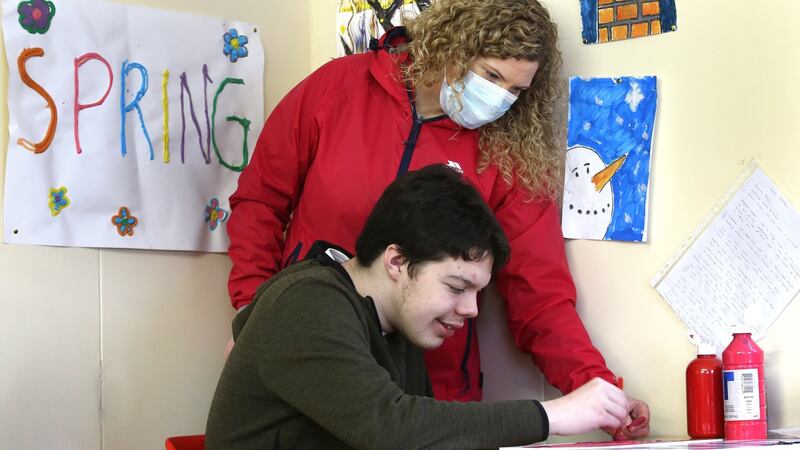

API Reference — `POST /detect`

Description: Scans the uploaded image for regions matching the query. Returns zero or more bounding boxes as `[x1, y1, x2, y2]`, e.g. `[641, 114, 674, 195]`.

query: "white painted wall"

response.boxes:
[554, 0, 800, 439]
[310, 0, 800, 442]
[1, 1, 311, 449]
[2, 1, 800, 448]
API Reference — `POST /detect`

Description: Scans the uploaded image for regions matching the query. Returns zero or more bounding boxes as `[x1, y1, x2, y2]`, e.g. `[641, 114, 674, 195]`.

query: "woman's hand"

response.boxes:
[541, 377, 629, 436]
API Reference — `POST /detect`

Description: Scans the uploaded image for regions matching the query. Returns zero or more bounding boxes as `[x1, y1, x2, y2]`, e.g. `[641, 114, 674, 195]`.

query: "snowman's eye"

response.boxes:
[586, 167, 590, 174]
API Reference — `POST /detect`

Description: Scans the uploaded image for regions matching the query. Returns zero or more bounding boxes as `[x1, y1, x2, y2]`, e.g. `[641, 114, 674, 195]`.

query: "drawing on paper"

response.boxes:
[336, 0, 432, 56]
[2, 0, 264, 251]
[16, 47, 57, 154]
[563, 147, 626, 240]
[223, 28, 249, 63]
[205, 197, 229, 231]
[563, 76, 657, 242]
[48, 186, 70, 216]
[111, 206, 138, 237]
[580, 0, 677, 44]
[17, 0, 56, 34]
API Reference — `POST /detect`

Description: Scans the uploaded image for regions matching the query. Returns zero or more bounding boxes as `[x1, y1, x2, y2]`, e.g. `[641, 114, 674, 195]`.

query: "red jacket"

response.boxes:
[227, 29, 615, 401]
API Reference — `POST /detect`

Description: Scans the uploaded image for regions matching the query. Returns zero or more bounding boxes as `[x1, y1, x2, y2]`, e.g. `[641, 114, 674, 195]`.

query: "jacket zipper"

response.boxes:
[396, 86, 473, 394]
[395, 87, 447, 179]
[395, 115, 423, 179]
[285, 241, 303, 266]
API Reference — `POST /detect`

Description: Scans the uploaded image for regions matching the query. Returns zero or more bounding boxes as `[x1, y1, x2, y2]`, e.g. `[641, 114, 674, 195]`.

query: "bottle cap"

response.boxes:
[730, 324, 754, 335]
[698, 342, 716, 355]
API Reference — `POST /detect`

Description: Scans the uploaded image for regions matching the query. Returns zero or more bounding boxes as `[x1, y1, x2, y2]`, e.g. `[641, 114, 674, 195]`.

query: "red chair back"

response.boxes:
[165, 434, 205, 450]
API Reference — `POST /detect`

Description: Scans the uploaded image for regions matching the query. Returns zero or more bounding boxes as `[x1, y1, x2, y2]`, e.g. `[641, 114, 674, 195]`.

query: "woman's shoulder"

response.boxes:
[294, 53, 377, 108]
[476, 166, 558, 214]
[308, 53, 373, 85]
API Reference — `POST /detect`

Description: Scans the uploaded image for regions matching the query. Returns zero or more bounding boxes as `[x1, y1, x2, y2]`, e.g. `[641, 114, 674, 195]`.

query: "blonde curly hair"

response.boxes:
[405, 0, 564, 199]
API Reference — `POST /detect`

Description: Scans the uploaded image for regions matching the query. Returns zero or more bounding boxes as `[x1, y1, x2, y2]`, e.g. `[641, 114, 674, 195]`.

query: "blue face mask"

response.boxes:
[439, 70, 519, 129]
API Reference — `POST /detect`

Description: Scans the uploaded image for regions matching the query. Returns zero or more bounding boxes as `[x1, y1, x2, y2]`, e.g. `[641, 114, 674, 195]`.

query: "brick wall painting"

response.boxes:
[563, 76, 658, 242]
[580, 0, 677, 44]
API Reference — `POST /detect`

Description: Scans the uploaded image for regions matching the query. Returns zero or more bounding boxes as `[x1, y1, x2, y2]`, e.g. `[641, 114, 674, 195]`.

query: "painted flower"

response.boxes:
[205, 198, 229, 231]
[48, 186, 70, 216]
[223, 28, 249, 63]
[17, 0, 56, 34]
[111, 207, 138, 237]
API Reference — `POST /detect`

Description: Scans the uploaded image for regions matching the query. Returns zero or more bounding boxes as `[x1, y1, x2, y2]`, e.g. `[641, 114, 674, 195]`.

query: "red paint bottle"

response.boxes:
[686, 343, 724, 438]
[722, 329, 767, 440]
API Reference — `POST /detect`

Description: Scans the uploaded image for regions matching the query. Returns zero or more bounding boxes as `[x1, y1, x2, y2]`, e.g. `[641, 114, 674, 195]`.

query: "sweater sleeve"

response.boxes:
[225, 65, 329, 310]
[492, 184, 616, 394]
[257, 279, 548, 450]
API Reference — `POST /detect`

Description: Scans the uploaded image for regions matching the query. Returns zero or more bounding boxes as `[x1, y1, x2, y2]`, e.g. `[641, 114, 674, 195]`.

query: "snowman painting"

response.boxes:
[562, 146, 626, 240]
[564, 75, 658, 242]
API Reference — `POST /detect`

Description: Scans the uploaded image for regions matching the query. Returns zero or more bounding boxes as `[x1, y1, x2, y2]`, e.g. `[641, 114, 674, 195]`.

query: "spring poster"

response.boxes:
[2, 0, 264, 251]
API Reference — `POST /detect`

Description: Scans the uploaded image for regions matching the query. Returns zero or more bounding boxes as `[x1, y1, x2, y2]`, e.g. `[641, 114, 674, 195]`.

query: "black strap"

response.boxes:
[366, 0, 403, 33]
[308, 240, 356, 290]
[459, 318, 475, 393]
[369, 26, 408, 52]
[285, 241, 303, 266]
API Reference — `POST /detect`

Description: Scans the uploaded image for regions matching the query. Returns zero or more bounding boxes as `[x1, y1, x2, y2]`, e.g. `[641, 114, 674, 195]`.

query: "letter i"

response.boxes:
[162, 70, 170, 163]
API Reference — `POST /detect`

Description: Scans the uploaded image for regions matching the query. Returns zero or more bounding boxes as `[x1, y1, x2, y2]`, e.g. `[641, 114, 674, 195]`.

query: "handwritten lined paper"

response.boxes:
[651, 163, 800, 351]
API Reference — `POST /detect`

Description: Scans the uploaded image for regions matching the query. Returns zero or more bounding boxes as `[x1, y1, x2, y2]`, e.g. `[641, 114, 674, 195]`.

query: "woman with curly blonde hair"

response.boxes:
[225, 0, 650, 439]
[405, 0, 563, 199]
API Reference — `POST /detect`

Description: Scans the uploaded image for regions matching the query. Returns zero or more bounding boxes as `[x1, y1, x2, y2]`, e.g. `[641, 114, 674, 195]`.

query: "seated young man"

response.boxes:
[206, 165, 631, 449]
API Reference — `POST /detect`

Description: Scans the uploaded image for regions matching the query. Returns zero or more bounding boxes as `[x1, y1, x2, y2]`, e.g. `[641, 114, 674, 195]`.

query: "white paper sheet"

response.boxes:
[650, 162, 800, 351]
[2, 0, 264, 252]
[503, 439, 800, 449]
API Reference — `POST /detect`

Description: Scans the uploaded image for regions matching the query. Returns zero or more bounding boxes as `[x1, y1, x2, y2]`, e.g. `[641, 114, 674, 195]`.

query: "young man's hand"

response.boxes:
[541, 377, 629, 436]
[604, 397, 651, 440]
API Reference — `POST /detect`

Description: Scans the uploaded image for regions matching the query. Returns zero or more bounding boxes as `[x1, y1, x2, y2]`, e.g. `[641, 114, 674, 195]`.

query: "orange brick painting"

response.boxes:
[581, 0, 676, 44]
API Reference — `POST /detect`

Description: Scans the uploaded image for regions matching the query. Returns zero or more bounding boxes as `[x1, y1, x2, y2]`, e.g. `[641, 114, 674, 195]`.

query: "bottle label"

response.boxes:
[723, 369, 760, 421]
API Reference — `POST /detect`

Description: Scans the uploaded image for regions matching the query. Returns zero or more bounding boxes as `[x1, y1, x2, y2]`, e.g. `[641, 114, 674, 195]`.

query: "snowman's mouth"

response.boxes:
[567, 203, 611, 215]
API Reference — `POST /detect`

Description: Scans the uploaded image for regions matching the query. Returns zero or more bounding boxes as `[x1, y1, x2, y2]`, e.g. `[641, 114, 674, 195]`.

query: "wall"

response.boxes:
[0, 1, 312, 449]
[2, 1, 800, 449]
[308, 0, 800, 441]
[553, 0, 800, 438]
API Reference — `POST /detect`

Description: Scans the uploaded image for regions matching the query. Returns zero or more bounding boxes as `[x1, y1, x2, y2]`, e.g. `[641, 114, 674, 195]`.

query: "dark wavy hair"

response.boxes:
[355, 164, 510, 276]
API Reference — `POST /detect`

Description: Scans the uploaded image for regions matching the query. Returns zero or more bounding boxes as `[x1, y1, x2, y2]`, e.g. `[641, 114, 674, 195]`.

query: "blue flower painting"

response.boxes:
[111, 206, 139, 237]
[48, 186, 70, 216]
[562, 76, 658, 242]
[223, 28, 249, 62]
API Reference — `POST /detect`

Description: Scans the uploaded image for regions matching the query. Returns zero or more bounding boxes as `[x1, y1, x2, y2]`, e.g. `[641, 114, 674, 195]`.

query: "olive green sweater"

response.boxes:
[206, 255, 548, 449]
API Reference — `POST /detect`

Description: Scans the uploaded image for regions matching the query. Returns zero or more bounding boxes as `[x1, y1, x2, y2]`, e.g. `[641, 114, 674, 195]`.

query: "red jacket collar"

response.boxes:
[366, 27, 461, 131]
[367, 27, 412, 106]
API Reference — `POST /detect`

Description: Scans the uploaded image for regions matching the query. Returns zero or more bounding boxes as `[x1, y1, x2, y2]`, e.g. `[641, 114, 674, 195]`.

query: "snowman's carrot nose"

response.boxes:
[591, 154, 627, 192]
